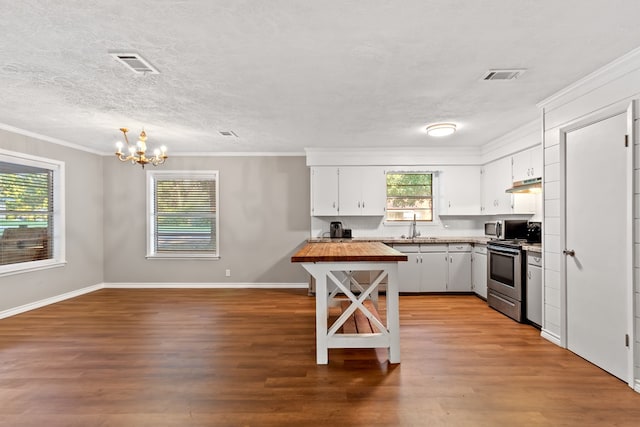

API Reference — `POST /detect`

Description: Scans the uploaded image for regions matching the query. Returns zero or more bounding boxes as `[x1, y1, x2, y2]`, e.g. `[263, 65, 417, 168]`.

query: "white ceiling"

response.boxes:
[2, 1, 640, 154]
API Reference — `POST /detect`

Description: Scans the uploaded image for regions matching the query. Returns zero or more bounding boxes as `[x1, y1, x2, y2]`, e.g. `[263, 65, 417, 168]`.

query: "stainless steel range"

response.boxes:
[487, 239, 527, 322]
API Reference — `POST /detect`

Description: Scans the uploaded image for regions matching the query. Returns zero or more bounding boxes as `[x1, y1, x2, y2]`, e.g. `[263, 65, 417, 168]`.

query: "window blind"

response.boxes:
[0, 161, 54, 265]
[153, 177, 217, 254]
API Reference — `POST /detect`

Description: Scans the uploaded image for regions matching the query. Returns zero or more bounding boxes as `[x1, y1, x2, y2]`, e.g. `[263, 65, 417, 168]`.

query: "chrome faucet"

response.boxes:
[410, 213, 421, 238]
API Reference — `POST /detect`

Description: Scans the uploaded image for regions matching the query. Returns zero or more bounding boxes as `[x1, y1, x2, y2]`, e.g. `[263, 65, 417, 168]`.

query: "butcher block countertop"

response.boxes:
[291, 241, 408, 263]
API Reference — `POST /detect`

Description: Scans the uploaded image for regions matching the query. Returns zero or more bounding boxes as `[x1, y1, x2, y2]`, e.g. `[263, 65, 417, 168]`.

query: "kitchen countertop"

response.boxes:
[308, 236, 493, 245]
[307, 236, 543, 252]
[523, 244, 542, 253]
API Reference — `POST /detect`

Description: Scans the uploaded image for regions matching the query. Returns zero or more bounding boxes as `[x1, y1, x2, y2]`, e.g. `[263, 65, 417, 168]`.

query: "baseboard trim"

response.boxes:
[541, 329, 562, 346]
[634, 380, 640, 393]
[0, 282, 310, 320]
[103, 282, 309, 289]
[0, 283, 104, 320]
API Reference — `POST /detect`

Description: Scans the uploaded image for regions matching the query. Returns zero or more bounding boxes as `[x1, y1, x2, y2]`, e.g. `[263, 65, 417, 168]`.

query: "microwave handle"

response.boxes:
[496, 222, 502, 238]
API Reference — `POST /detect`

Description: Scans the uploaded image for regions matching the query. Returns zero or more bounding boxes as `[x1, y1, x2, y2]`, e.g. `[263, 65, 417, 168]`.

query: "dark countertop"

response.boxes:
[307, 236, 543, 253]
[523, 243, 543, 253]
[308, 236, 493, 245]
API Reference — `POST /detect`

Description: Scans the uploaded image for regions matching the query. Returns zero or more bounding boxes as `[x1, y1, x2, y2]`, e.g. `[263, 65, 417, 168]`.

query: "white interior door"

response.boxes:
[565, 112, 629, 381]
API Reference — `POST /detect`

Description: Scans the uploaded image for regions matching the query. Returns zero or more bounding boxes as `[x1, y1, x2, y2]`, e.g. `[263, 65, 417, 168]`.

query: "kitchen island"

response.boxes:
[291, 241, 407, 364]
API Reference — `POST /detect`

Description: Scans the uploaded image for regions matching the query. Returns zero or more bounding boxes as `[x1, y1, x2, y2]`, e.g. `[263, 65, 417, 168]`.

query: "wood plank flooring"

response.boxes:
[0, 289, 639, 426]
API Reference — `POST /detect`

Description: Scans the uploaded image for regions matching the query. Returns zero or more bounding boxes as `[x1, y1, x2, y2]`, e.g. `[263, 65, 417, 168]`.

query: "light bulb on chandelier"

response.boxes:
[114, 127, 167, 168]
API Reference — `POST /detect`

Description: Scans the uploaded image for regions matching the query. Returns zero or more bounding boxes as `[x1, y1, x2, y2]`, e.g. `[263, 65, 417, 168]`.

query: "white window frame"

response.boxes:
[0, 149, 66, 276]
[384, 170, 440, 224]
[146, 170, 219, 260]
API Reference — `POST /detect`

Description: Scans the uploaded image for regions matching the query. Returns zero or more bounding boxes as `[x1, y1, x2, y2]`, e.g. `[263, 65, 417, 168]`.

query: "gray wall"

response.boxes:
[103, 155, 310, 284]
[0, 131, 104, 312]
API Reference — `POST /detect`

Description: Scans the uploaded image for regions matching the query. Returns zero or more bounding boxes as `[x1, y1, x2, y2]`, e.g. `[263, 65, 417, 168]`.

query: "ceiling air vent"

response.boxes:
[219, 131, 238, 137]
[482, 69, 526, 81]
[110, 52, 160, 74]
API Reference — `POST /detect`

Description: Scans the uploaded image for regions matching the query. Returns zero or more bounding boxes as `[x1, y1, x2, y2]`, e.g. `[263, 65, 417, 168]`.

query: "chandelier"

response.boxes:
[115, 127, 167, 168]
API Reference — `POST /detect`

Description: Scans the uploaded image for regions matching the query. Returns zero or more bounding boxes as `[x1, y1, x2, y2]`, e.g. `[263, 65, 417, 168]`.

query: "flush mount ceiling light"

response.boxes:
[426, 123, 457, 137]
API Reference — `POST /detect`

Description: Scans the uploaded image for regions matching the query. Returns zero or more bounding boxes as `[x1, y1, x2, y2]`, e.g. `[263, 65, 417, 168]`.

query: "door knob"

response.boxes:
[563, 249, 575, 257]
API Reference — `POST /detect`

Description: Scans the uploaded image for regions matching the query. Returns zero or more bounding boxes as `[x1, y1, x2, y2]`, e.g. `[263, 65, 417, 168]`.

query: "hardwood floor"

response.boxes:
[0, 289, 639, 426]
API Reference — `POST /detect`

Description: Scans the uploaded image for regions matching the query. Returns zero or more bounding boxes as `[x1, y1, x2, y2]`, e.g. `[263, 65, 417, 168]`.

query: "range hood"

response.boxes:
[505, 177, 542, 194]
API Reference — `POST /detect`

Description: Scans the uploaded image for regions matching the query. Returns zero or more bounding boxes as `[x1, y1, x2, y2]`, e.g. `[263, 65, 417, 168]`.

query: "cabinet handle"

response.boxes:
[362, 201, 365, 208]
[528, 271, 531, 279]
[358, 201, 360, 208]
[450, 257, 453, 264]
[333, 202, 336, 208]
[420, 257, 423, 264]
[416, 258, 419, 264]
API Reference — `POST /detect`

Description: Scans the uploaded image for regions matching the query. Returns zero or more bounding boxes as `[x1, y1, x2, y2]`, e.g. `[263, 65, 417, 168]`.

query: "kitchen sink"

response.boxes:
[392, 236, 439, 241]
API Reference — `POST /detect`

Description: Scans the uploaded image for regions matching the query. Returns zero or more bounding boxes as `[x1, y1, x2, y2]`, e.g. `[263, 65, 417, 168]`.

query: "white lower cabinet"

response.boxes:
[471, 245, 487, 299]
[394, 243, 471, 292]
[421, 250, 448, 292]
[526, 252, 543, 326]
[447, 244, 471, 292]
[398, 251, 423, 292]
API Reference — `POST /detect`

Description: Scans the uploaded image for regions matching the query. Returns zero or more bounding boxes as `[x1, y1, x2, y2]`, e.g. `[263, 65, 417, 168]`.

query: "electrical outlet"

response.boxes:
[225, 269, 231, 277]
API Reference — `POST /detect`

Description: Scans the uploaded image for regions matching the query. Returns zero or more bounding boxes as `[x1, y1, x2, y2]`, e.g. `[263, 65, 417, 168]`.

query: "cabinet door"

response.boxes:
[311, 167, 339, 216]
[338, 167, 362, 216]
[398, 253, 421, 292]
[440, 166, 481, 215]
[512, 150, 531, 182]
[420, 252, 448, 292]
[513, 146, 543, 182]
[360, 167, 387, 215]
[472, 252, 487, 298]
[483, 157, 513, 214]
[527, 264, 543, 325]
[530, 145, 543, 179]
[448, 252, 471, 291]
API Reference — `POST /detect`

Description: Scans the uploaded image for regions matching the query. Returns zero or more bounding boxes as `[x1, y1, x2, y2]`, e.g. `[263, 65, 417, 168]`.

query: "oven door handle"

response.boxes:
[487, 247, 520, 256]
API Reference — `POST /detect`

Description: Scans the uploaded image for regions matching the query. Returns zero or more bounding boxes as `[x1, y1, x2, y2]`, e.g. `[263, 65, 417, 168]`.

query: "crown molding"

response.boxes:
[480, 118, 541, 164]
[537, 46, 640, 111]
[166, 151, 305, 157]
[305, 146, 483, 166]
[0, 123, 104, 156]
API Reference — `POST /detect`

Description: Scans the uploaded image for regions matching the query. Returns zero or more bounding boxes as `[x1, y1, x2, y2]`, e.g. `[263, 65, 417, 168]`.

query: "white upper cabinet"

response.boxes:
[531, 145, 543, 179]
[311, 167, 339, 216]
[311, 166, 386, 216]
[481, 157, 513, 215]
[439, 166, 482, 215]
[339, 167, 386, 216]
[512, 145, 543, 182]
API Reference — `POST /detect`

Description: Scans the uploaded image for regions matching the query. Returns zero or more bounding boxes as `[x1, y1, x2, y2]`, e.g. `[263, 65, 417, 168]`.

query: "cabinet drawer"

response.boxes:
[473, 244, 487, 255]
[419, 244, 448, 253]
[448, 243, 471, 252]
[528, 253, 542, 267]
[392, 244, 420, 253]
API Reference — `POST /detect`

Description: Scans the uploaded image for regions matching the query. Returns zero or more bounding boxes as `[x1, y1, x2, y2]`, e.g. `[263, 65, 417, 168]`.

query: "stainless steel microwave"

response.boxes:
[484, 220, 528, 240]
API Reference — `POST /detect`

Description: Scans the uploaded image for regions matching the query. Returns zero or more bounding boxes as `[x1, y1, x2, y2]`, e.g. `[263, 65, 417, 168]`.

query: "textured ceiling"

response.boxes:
[1, 0, 640, 154]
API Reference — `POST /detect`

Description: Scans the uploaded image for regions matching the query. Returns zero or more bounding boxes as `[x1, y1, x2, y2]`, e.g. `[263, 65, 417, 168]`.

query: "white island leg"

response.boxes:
[313, 267, 329, 364]
[302, 261, 401, 365]
[386, 264, 401, 363]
